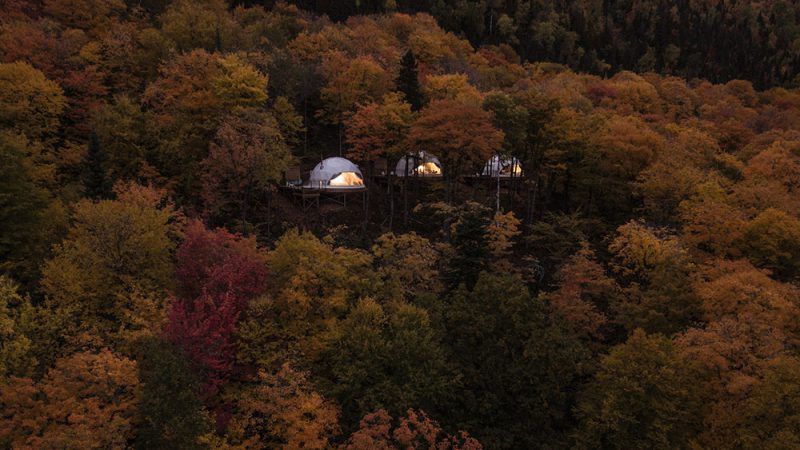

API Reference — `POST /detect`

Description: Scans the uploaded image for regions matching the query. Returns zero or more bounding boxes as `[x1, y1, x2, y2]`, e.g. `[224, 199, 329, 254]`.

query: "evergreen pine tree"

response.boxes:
[442, 272, 590, 449]
[83, 131, 110, 199]
[134, 337, 211, 449]
[397, 50, 423, 111]
[446, 202, 492, 289]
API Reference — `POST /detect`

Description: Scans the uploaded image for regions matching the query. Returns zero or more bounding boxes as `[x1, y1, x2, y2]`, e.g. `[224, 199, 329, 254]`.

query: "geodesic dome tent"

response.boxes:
[482, 155, 523, 177]
[306, 157, 365, 189]
[394, 151, 443, 177]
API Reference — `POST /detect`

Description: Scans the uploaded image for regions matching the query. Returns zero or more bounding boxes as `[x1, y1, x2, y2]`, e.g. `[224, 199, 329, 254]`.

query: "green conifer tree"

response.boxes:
[135, 337, 211, 450]
[397, 50, 423, 111]
[83, 131, 111, 199]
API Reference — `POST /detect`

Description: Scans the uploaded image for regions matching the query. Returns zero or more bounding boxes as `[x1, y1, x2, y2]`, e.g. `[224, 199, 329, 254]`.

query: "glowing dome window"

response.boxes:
[395, 151, 443, 177]
[482, 155, 524, 177]
[501, 162, 523, 176]
[329, 171, 364, 187]
[415, 161, 442, 175]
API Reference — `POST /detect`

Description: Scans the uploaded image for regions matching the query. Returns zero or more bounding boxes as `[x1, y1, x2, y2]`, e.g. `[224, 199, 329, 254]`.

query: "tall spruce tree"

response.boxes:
[441, 272, 590, 449]
[135, 337, 211, 450]
[83, 131, 111, 199]
[397, 50, 423, 111]
[0, 133, 62, 285]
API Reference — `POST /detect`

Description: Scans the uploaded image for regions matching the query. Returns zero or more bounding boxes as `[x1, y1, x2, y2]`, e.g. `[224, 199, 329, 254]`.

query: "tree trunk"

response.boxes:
[364, 162, 372, 230]
[403, 154, 410, 228]
[266, 190, 272, 239]
[303, 98, 308, 156]
[443, 171, 449, 205]
[389, 172, 395, 231]
[526, 175, 539, 227]
[241, 183, 251, 227]
[338, 122, 343, 156]
[495, 166, 501, 215]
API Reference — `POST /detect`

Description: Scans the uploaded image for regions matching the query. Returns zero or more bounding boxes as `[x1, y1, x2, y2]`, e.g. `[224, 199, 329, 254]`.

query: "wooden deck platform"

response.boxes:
[279, 184, 367, 210]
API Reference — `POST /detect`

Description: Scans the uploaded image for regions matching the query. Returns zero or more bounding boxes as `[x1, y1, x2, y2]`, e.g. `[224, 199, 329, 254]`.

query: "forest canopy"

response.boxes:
[278, 0, 800, 89]
[2, 0, 800, 449]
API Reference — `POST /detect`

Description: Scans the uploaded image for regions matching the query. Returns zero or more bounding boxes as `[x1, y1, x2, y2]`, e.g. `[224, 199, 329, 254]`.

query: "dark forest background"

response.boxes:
[259, 0, 800, 88]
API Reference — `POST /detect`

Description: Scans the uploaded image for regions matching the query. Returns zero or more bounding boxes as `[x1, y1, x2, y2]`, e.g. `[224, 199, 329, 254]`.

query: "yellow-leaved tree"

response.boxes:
[223, 364, 340, 448]
[40, 183, 181, 356]
[237, 229, 377, 369]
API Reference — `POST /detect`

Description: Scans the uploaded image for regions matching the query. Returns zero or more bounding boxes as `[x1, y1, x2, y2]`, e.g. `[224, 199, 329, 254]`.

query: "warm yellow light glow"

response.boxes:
[502, 162, 523, 176]
[329, 171, 364, 186]
[415, 162, 442, 175]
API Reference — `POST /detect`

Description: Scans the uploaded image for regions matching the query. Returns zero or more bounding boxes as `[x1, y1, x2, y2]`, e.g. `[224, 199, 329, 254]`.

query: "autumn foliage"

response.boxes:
[408, 99, 504, 181]
[0, 349, 139, 449]
[166, 221, 268, 396]
[3, 1, 800, 449]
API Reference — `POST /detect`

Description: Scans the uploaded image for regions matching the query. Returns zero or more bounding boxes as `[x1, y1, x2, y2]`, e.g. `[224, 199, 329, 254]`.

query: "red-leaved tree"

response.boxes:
[166, 220, 268, 397]
[174, 220, 268, 303]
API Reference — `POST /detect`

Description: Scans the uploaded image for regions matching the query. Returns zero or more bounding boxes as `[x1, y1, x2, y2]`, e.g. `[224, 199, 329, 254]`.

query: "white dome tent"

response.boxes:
[482, 155, 523, 177]
[394, 151, 443, 177]
[306, 157, 365, 190]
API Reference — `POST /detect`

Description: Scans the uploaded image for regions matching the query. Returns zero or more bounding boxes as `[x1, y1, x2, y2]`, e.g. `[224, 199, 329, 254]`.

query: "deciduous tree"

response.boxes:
[737, 356, 800, 449]
[589, 115, 664, 219]
[202, 110, 293, 227]
[408, 100, 503, 202]
[574, 330, 701, 450]
[0, 276, 36, 378]
[159, 0, 236, 52]
[0, 61, 65, 140]
[0, 132, 67, 285]
[237, 229, 375, 369]
[318, 53, 392, 152]
[608, 221, 699, 335]
[485, 211, 520, 260]
[371, 232, 443, 298]
[166, 221, 268, 395]
[738, 208, 800, 280]
[343, 409, 482, 450]
[345, 92, 414, 163]
[225, 364, 340, 449]
[482, 91, 529, 159]
[143, 50, 269, 201]
[41, 183, 178, 352]
[317, 298, 454, 427]
[91, 95, 151, 183]
[42, 0, 125, 32]
[422, 73, 482, 106]
[545, 244, 616, 342]
[0, 349, 139, 450]
[679, 181, 748, 256]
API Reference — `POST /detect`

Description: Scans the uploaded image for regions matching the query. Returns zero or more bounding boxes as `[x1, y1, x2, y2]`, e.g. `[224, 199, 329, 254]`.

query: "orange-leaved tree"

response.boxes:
[0, 349, 139, 449]
[343, 409, 482, 450]
[318, 52, 393, 153]
[345, 92, 415, 227]
[544, 243, 617, 343]
[224, 363, 340, 448]
[345, 92, 414, 165]
[408, 99, 503, 202]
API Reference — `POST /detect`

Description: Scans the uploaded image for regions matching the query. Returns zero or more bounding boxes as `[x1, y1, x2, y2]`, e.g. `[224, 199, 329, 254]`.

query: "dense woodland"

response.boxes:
[3, 0, 800, 449]
[278, 0, 800, 88]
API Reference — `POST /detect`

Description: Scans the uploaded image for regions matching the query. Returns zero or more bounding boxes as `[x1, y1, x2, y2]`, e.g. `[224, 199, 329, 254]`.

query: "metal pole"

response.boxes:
[496, 158, 501, 215]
